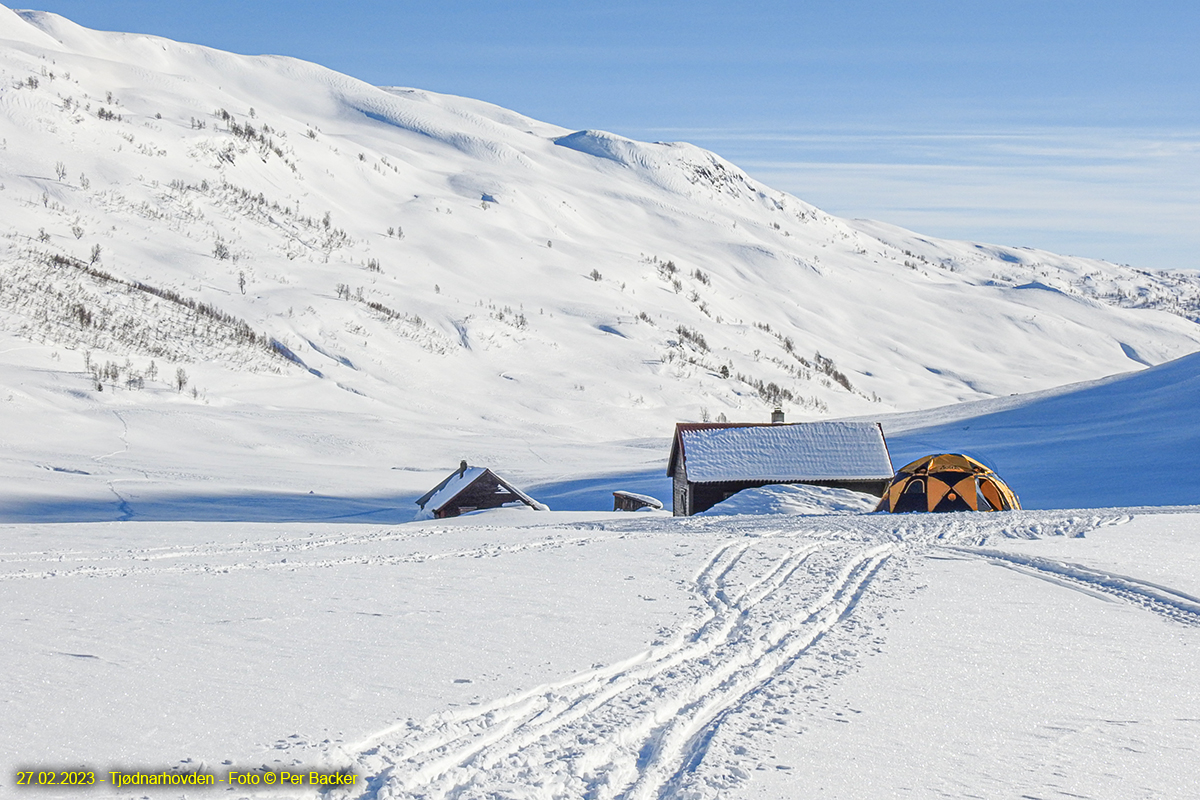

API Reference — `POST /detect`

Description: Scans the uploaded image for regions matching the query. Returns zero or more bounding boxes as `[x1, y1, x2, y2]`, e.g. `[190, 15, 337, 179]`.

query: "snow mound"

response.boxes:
[553, 129, 651, 165]
[698, 483, 880, 516]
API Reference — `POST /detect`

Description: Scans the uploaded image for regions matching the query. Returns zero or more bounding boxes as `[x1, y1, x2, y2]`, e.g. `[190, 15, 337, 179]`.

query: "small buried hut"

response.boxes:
[612, 491, 664, 512]
[415, 461, 548, 520]
[668, 421, 894, 516]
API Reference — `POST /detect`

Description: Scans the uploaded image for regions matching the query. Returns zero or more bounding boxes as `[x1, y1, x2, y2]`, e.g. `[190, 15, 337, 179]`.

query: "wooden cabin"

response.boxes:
[667, 421, 894, 516]
[415, 461, 548, 519]
[612, 490, 664, 512]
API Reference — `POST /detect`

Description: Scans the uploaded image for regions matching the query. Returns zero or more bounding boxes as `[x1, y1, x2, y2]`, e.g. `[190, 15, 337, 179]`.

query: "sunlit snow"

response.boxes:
[2, 5, 1199, 799]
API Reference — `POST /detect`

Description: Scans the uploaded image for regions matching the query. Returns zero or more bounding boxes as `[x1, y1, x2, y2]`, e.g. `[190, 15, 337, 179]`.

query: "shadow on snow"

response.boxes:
[0, 493, 422, 524]
[527, 470, 671, 512]
[0, 471, 673, 523]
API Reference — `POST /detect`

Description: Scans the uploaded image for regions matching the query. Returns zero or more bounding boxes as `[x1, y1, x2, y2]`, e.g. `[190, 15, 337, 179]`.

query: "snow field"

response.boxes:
[738, 531, 1200, 800]
[0, 515, 704, 777]
[341, 539, 894, 799]
[7, 507, 1199, 798]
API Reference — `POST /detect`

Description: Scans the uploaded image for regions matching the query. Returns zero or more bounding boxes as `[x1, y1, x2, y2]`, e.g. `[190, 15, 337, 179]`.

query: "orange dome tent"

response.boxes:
[876, 454, 1020, 513]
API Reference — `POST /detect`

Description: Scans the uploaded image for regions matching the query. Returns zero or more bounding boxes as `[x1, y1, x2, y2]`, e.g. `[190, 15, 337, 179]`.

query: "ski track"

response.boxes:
[3, 508, 1171, 799]
[0, 522, 656, 581]
[951, 546, 1200, 627]
[329, 536, 894, 800]
[321, 511, 1146, 799]
[0, 531, 602, 582]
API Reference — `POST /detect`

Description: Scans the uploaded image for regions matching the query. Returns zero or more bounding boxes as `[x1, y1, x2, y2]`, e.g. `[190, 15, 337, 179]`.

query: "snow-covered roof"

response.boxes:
[612, 490, 664, 509]
[415, 465, 548, 520]
[416, 467, 488, 513]
[672, 422, 893, 483]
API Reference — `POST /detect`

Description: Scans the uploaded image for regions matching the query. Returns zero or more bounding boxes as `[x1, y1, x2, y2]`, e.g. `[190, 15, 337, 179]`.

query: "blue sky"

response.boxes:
[24, 0, 1200, 269]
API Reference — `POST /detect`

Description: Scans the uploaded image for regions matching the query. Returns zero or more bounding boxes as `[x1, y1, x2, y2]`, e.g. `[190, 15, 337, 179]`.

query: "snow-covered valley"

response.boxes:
[3, 4, 1200, 798]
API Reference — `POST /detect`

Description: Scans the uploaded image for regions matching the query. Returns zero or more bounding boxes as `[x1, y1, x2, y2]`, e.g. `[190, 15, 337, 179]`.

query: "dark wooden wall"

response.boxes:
[437, 474, 525, 518]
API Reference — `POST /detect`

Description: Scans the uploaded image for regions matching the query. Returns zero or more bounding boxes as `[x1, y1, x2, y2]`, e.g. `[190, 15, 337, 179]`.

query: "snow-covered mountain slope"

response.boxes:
[3, 4, 1200, 511]
[882, 350, 1200, 509]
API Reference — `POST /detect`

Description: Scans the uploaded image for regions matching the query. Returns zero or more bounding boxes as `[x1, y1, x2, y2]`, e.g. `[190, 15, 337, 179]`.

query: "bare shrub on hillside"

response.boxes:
[675, 325, 708, 352]
[0, 248, 283, 371]
[353, 296, 455, 354]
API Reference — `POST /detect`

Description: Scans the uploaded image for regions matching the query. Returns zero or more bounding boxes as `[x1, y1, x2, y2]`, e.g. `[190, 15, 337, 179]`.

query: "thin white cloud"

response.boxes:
[639, 126, 1200, 270]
